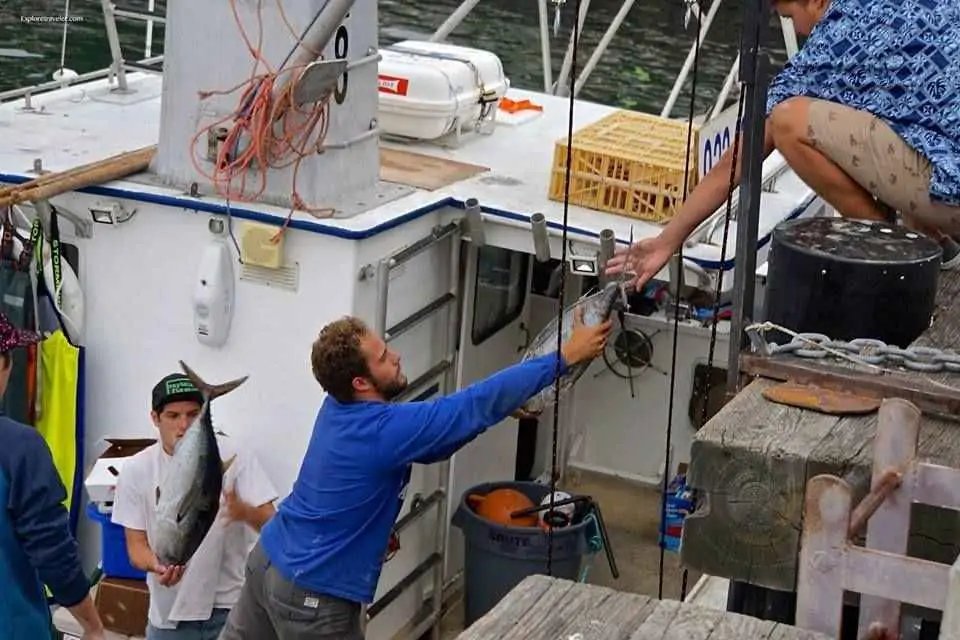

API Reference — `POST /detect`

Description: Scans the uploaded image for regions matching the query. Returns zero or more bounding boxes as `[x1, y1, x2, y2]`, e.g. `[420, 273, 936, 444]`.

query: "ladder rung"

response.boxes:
[392, 360, 452, 403]
[112, 8, 166, 23]
[367, 553, 442, 619]
[385, 292, 456, 342]
[389, 221, 460, 269]
[393, 490, 444, 535]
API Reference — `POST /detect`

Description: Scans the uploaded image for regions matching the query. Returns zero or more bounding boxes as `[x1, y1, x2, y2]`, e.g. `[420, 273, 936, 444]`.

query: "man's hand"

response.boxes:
[152, 561, 185, 587]
[560, 307, 612, 366]
[604, 235, 675, 292]
[223, 488, 250, 524]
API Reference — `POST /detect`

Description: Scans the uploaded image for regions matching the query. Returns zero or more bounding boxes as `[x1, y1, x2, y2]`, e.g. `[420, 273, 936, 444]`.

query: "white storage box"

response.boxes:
[84, 437, 156, 505]
[377, 40, 510, 142]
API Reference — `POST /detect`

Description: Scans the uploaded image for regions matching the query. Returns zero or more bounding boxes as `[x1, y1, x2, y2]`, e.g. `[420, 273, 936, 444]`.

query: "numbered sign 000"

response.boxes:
[697, 104, 741, 180]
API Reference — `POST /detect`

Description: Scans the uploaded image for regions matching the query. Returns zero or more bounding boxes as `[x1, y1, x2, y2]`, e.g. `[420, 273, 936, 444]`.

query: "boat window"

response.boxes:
[688, 362, 727, 430]
[471, 246, 529, 345]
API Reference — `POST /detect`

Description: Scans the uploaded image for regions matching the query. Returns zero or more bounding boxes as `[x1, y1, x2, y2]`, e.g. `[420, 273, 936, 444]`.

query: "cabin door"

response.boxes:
[443, 244, 533, 579]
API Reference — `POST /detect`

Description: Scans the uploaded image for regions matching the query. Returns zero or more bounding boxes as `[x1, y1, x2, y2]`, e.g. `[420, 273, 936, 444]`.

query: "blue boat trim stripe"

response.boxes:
[0, 172, 814, 271]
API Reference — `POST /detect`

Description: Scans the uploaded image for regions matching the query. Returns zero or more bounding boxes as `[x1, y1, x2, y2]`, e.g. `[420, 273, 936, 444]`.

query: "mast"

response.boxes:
[151, 0, 379, 210]
[726, 0, 772, 393]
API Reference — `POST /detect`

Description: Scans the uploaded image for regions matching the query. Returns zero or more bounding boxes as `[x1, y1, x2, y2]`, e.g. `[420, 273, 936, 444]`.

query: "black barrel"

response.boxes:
[763, 217, 941, 348]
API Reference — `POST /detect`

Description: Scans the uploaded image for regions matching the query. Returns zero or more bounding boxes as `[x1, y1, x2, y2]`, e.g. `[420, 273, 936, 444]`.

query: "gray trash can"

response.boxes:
[451, 480, 591, 627]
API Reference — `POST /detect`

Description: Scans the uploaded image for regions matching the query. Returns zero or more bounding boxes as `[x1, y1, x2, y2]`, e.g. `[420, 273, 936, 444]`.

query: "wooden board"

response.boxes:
[456, 575, 831, 639]
[681, 268, 960, 591]
[378, 147, 489, 190]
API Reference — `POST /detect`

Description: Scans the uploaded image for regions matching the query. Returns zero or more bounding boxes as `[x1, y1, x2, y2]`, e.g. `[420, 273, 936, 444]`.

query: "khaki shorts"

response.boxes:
[807, 99, 960, 239]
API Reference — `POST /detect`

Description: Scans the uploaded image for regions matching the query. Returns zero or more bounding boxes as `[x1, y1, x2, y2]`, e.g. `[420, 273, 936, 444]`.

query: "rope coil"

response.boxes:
[189, 0, 337, 240]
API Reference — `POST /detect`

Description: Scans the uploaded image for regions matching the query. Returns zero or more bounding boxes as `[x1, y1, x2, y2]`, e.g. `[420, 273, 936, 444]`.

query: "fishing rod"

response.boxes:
[547, 0, 583, 577]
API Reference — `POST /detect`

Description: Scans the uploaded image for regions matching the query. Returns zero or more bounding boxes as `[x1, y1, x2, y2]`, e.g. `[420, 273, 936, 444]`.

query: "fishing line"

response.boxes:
[657, 0, 704, 601]
[548, 0, 583, 577]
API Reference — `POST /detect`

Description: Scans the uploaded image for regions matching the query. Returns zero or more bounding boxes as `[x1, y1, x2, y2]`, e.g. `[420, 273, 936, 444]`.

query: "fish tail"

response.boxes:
[178, 360, 249, 399]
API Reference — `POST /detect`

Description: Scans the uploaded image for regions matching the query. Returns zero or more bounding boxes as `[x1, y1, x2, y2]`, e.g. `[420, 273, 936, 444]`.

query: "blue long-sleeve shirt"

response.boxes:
[259, 352, 569, 603]
[0, 416, 91, 637]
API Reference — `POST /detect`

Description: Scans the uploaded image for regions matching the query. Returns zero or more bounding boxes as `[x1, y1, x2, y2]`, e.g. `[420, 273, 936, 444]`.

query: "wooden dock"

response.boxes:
[680, 267, 960, 596]
[456, 575, 832, 639]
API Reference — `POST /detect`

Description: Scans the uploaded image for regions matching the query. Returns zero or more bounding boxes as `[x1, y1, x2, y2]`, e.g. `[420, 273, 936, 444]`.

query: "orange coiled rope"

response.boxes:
[189, 0, 337, 237]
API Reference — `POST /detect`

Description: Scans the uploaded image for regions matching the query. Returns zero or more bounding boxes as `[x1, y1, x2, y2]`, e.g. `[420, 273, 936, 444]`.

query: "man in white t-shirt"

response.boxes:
[111, 372, 278, 639]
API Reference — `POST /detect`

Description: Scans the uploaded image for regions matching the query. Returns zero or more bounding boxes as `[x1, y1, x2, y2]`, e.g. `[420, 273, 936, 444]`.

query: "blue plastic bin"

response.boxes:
[85, 502, 146, 580]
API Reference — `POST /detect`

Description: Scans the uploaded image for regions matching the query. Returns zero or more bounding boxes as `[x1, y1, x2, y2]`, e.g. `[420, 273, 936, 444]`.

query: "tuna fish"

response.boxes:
[150, 361, 248, 567]
[519, 280, 623, 414]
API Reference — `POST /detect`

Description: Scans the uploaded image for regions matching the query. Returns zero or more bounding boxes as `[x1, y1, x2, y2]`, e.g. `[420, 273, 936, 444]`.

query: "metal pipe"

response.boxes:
[726, 0, 771, 394]
[573, 0, 637, 97]
[709, 54, 740, 120]
[100, 0, 129, 91]
[531, 213, 552, 262]
[660, 0, 723, 118]
[554, 0, 592, 96]
[288, 0, 356, 70]
[598, 228, 615, 284]
[374, 259, 392, 336]
[144, 0, 156, 58]
[537, 0, 554, 93]
[429, 0, 482, 42]
[431, 229, 462, 640]
[464, 197, 486, 247]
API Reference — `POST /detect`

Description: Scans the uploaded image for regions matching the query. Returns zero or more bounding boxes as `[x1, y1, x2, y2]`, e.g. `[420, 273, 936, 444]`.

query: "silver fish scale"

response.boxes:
[520, 282, 622, 412]
[756, 331, 960, 374]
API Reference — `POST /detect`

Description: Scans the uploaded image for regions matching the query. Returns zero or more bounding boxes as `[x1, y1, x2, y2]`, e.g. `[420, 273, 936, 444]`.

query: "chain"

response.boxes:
[745, 322, 960, 374]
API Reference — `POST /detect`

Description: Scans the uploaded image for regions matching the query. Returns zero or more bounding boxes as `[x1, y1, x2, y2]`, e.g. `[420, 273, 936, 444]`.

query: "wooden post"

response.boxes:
[796, 474, 851, 637]
[857, 397, 921, 637]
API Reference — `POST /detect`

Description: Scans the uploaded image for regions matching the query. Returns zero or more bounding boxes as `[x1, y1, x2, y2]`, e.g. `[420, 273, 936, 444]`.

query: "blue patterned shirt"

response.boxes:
[766, 0, 960, 206]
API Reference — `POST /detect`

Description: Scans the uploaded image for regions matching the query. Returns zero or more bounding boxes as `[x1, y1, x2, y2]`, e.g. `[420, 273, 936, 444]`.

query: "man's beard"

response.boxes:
[375, 374, 408, 401]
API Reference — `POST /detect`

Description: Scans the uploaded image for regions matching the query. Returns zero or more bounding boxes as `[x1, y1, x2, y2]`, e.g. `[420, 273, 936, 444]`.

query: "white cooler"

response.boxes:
[377, 40, 510, 141]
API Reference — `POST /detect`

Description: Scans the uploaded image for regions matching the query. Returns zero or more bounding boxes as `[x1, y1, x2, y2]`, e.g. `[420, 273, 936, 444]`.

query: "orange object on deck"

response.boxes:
[498, 97, 543, 114]
[467, 489, 538, 527]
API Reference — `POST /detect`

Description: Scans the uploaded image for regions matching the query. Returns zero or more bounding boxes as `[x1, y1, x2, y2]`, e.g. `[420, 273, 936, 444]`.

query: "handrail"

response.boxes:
[4, 0, 803, 118]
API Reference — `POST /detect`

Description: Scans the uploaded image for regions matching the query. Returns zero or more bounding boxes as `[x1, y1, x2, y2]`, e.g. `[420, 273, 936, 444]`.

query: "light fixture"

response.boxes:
[569, 254, 599, 276]
[89, 202, 136, 225]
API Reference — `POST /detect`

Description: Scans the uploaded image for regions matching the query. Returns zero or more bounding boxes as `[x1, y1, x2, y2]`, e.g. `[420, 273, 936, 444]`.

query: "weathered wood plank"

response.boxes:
[705, 613, 779, 639]
[457, 577, 830, 639]
[496, 577, 575, 640]
[507, 580, 618, 639]
[682, 269, 960, 593]
[628, 599, 683, 639]
[681, 378, 843, 589]
[548, 586, 656, 639]
[659, 602, 725, 640]
[739, 354, 960, 417]
[456, 574, 554, 640]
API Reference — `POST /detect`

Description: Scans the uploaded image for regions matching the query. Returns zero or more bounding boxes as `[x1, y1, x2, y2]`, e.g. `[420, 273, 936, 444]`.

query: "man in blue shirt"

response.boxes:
[606, 0, 960, 288]
[219, 310, 610, 638]
[0, 313, 106, 639]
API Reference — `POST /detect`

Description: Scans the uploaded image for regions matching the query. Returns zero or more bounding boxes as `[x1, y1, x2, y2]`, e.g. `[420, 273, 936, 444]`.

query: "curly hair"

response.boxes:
[311, 316, 372, 403]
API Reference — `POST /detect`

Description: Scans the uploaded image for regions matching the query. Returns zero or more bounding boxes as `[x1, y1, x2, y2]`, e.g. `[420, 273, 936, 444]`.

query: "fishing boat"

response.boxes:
[0, 0, 826, 638]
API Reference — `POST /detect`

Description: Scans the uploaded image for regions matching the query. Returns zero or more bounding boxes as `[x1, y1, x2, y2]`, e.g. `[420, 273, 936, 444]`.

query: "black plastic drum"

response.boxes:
[763, 217, 941, 348]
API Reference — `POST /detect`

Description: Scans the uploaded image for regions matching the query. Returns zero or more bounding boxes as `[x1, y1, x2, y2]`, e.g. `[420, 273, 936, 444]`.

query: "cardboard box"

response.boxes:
[94, 577, 150, 637]
[53, 584, 143, 639]
[84, 438, 156, 505]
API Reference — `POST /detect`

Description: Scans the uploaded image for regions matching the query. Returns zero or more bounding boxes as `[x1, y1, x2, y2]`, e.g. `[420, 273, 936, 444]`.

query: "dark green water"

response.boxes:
[0, 0, 787, 116]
